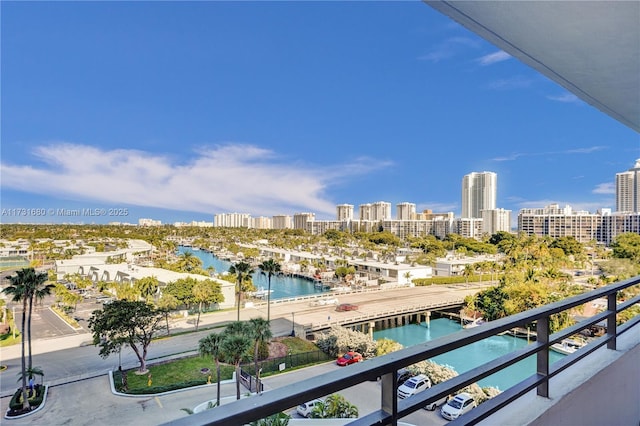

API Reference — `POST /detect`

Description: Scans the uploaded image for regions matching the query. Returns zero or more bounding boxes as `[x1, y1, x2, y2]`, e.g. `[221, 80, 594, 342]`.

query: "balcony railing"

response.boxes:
[165, 275, 640, 426]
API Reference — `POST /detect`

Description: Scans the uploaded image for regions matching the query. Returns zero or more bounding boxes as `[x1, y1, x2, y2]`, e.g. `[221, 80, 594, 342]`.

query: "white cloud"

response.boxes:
[547, 93, 581, 103]
[592, 182, 615, 195]
[477, 50, 510, 66]
[490, 146, 607, 162]
[0, 143, 393, 217]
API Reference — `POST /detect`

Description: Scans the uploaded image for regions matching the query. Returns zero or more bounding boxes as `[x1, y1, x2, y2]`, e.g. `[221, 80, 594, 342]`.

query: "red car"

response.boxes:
[335, 303, 359, 312]
[336, 351, 363, 366]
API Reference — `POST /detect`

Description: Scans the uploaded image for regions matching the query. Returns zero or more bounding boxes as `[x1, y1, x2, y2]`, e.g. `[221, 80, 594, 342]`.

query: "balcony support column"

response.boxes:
[536, 316, 549, 397]
[607, 292, 617, 350]
[380, 371, 398, 425]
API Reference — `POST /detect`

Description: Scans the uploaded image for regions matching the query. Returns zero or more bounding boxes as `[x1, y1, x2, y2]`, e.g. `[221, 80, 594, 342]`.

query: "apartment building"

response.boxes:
[462, 171, 497, 219]
[616, 159, 640, 212]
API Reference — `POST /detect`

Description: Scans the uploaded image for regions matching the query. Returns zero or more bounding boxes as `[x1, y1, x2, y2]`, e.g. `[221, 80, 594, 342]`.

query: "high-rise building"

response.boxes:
[462, 171, 497, 218]
[336, 204, 354, 221]
[396, 202, 416, 220]
[272, 215, 293, 230]
[358, 201, 391, 221]
[293, 212, 315, 230]
[616, 159, 640, 212]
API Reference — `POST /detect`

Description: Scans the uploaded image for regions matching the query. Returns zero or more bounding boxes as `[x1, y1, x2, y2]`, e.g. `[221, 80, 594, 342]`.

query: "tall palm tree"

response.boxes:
[220, 324, 252, 400]
[229, 261, 253, 321]
[258, 259, 281, 323]
[198, 333, 223, 406]
[2, 267, 50, 410]
[249, 317, 272, 393]
[26, 269, 53, 372]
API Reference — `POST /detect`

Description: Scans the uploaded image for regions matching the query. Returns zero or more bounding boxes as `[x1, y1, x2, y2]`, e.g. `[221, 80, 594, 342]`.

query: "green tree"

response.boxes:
[2, 269, 35, 410]
[156, 293, 179, 335]
[610, 232, 640, 263]
[250, 413, 291, 426]
[310, 394, 358, 419]
[199, 333, 224, 406]
[220, 322, 253, 400]
[192, 279, 224, 331]
[134, 276, 159, 301]
[248, 317, 272, 392]
[88, 300, 163, 373]
[164, 277, 198, 309]
[229, 261, 254, 321]
[258, 258, 281, 323]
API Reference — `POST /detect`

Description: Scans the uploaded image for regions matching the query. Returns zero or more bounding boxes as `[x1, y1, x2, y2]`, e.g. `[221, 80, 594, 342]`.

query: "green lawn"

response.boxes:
[117, 336, 324, 394]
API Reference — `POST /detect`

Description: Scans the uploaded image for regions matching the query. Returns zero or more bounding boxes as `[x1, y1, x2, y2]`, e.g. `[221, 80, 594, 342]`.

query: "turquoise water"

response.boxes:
[374, 318, 565, 391]
[178, 246, 327, 299]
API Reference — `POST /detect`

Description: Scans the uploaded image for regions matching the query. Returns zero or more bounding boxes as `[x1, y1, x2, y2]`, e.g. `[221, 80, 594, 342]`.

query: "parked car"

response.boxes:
[397, 374, 431, 399]
[397, 368, 413, 386]
[336, 351, 363, 366]
[425, 393, 450, 411]
[440, 392, 476, 420]
[335, 303, 359, 312]
[297, 398, 323, 418]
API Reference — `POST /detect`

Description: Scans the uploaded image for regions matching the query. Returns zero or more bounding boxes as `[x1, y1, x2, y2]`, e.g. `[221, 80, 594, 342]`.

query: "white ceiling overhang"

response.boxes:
[424, 0, 640, 133]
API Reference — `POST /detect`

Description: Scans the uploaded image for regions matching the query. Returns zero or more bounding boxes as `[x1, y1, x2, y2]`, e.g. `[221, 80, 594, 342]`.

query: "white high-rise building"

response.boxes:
[293, 212, 315, 230]
[462, 171, 497, 219]
[396, 202, 416, 220]
[481, 208, 512, 235]
[371, 201, 392, 221]
[272, 215, 292, 230]
[336, 204, 354, 221]
[616, 159, 640, 212]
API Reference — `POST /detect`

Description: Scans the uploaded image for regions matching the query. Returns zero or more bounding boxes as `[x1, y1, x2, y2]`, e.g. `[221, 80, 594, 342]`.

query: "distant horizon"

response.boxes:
[2, 2, 638, 226]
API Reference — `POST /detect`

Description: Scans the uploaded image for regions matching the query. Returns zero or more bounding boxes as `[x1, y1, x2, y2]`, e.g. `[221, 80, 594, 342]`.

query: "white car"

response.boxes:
[440, 392, 476, 420]
[425, 393, 450, 411]
[397, 374, 431, 399]
[297, 398, 323, 418]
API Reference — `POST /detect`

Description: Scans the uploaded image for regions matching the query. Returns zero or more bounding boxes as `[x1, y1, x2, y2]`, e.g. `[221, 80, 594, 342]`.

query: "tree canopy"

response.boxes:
[88, 300, 164, 373]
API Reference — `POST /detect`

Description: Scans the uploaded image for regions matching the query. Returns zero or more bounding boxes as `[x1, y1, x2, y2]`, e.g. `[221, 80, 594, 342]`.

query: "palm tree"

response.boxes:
[229, 261, 254, 321]
[198, 333, 223, 406]
[220, 324, 253, 400]
[25, 269, 53, 373]
[249, 317, 272, 393]
[2, 268, 50, 411]
[258, 259, 281, 323]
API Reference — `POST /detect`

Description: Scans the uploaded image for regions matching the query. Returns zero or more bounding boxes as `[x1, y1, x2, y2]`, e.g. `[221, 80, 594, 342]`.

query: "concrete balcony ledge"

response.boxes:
[480, 327, 640, 426]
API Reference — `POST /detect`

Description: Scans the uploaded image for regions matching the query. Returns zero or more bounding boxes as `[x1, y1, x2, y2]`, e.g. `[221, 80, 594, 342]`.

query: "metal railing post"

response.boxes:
[536, 315, 549, 397]
[380, 372, 398, 425]
[607, 292, 617, 350]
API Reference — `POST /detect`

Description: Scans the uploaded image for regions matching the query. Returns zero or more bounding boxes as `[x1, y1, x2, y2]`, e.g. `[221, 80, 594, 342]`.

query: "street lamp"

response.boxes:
[290, 312, 295, 337]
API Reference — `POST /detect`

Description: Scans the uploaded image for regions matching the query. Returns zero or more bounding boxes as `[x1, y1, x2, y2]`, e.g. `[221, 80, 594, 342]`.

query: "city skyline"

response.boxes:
[2, 2, 639, 225]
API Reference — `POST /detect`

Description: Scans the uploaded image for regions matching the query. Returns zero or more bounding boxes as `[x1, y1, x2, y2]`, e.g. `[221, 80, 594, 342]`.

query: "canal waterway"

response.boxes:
[373, 318, 565, 391]
[178, 246, 327, 299]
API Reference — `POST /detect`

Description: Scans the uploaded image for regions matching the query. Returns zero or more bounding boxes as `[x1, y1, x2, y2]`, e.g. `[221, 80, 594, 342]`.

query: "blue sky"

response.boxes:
[2, 1, 639, 226]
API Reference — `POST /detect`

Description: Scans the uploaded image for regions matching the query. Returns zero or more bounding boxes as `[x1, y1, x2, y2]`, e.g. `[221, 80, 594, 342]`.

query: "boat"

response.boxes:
[464, 317, 485, 329]
[550, 339, 583, 355]
[249, 287, 274, 299]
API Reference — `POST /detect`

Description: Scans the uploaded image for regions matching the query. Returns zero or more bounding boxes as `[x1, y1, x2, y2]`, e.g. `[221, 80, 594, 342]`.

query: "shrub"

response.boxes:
[314, 326, 376, 358]
[8, 385, 45, 412]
